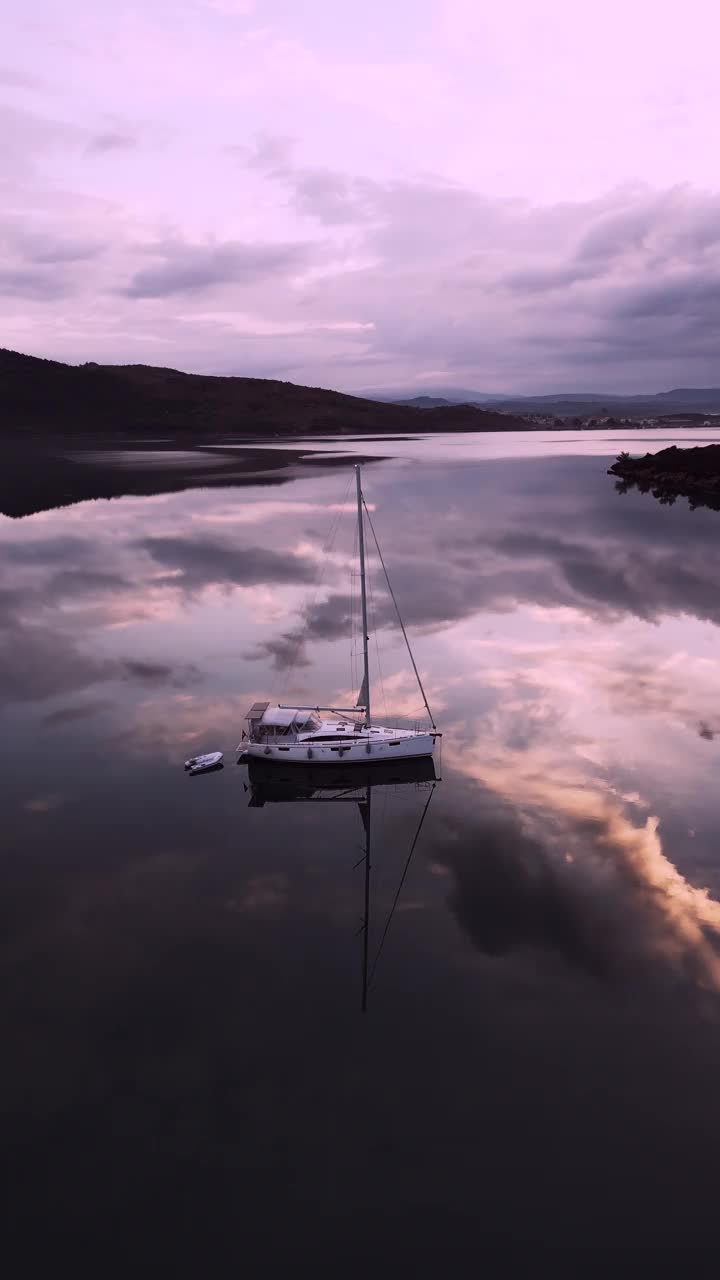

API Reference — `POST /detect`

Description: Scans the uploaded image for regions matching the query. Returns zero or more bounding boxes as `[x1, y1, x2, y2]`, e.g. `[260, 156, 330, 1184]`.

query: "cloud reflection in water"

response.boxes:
[4, 446, 720, 999]
[438, 730, 720, 994]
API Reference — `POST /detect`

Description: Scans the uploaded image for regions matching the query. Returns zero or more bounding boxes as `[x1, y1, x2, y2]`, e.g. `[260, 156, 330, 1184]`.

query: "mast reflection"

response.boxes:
[243, 756, 439, 1011]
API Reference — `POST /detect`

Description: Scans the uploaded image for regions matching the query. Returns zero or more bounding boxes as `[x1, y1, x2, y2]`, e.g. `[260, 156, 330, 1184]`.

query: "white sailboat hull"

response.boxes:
[241, 731, 437, 766]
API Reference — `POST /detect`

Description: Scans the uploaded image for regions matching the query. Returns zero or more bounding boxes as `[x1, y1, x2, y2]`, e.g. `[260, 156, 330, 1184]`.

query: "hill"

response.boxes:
[490, 390, 720, 417]
[370, 385, 497, 404]
[0, 349, 528, 436]
[395, 395, 456, 408]
[655, 388, 720, 404]
[371, 385, 720, 418]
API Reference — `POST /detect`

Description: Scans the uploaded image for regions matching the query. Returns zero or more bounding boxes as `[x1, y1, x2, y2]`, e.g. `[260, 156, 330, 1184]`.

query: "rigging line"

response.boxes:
[350, 555, 356, 703]
[368, 783, 436, 989]
[350, 516, 359, 704]
[362, 498, 437, 731]
[279, 473, 352, 700]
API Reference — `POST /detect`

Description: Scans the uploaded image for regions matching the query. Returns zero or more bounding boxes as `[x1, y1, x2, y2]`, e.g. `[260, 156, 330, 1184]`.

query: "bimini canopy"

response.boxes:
[244, 704, 317, 729]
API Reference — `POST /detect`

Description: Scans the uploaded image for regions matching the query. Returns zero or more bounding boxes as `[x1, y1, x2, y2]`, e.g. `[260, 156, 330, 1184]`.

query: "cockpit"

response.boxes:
[244, 704, 323, 742]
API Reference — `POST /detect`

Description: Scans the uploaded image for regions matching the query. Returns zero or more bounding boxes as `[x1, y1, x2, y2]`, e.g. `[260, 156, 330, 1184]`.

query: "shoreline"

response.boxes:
[608, 443, 720, 510]
[0, 438, 391, 519]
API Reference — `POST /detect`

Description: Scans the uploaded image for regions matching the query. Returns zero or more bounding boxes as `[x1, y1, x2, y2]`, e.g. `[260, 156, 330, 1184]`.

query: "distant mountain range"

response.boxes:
[3, 349, 719, 436]
[375, 386, 720, 417]
[0, 349, 529, 437]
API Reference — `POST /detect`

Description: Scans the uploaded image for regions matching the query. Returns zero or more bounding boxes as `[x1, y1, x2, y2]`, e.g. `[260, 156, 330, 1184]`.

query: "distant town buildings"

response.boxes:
[523, 414, 719, 430]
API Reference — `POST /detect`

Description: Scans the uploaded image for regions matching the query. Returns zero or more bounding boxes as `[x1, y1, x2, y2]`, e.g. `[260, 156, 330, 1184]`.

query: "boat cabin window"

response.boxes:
[250, 712, 321, 739]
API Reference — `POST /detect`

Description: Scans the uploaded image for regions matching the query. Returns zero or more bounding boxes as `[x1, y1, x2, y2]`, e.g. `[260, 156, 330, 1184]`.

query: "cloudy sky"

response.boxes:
[3, 0, 720, 392]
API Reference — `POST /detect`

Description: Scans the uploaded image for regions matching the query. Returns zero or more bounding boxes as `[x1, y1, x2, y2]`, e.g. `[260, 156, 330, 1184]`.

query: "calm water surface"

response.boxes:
[4, 431, 720, 1255]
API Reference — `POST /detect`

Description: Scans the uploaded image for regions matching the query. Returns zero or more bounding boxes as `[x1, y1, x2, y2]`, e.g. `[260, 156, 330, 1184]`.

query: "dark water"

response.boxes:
[4, 431, 720, 1256]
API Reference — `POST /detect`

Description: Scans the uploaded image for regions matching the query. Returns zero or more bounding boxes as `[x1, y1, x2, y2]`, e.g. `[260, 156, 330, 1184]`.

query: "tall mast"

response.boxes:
[355, 465, 371, 727]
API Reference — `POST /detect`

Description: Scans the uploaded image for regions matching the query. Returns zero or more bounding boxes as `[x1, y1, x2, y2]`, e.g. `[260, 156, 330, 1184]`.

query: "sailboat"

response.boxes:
[237, 465, 440, 766]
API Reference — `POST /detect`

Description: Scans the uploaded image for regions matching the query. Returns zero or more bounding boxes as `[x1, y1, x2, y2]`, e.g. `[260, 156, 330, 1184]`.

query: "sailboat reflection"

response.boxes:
[244, 755, 439, 1011]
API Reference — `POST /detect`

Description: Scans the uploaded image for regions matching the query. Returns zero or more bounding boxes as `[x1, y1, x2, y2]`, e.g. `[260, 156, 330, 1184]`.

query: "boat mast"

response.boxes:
[355, 465, 371, 727]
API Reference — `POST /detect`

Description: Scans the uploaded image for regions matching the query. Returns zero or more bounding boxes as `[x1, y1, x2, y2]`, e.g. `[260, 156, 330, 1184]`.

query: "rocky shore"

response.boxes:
[608, 443, 720, 510]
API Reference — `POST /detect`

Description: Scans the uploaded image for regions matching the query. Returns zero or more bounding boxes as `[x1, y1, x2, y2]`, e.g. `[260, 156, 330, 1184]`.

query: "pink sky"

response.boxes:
[3, 0, 720, 391]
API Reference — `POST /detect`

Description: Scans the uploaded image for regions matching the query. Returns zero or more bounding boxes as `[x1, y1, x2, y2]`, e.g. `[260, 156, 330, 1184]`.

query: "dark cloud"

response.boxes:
[87, 131, 138, 153]
[0, 67, 44, 89]
[484, 529, 679, 620]
[500, 261, 599, 294]
[0, 620, 202, 705]
[242, 133, 296, 175]
[0, 624, 108, 705]
[292, 169, 372, 226]
[617, 275, 720, 321]
[117, 659, 199, 686]
[0, 597, 199, 707]
[0, 586, 27, 622]
[575, 205, 657, 262]
[1, 534, 108, 567]
[24, 238, 106, 265]
[0, 104, 81, 178]
[398, 460, 720, 631]
[43, 700, 114, 727]
[5, 119, 720, 386]
[251, 631, 310, 670]
[4, 114, 720, 387]
[135, 535, 317, 591]
[0, 535, 135, 622]
[436, 806, 610, 977]
[121, 238, 315, 298]
[577, 197, 720, 264]
[247, 592, 353, 668]
[245, 141, 490, 235]
[302, 592, 355, 640]
[0, 102, 70, 145]
[0, 268, 71, 300]
[247, 457, 720, 669]
[261, 555, 604, 668]
[0, 217, 106, 297]
[233, 146, 720, 388]
[46, 570, 132, 600]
